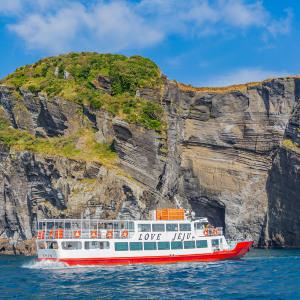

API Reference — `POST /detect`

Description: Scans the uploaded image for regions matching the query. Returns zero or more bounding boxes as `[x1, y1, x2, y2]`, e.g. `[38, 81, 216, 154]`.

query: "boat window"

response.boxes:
[37, 241, 46, 249]
[90, 220, 97, 230]
[46, 241, 58, 249]
[128, 222, 134, 231]
[144, 242, 157, 250]
[97, 222, 105, 229]
[55, 222, 64, 230]
[129, 242, 143, 251]
[62, 241, 82, 250]
[184, 241, 195, 249]
[166, 224, 178, 232]
[196, 240, 208, 248]
[64, 222, 71, 230]
[47, 222, 54, 229]
[105, 223, 113, 230]
[152, 224, 165, 232]
[212, 239, 219, 246]
[113, 222, 121, 230]
[71, 221, 81, 230]
[138, 224, 151, 232]
[171, 241, 183, 249]
[38, 222, 45, 230]
[179, 224, 191, 231]
[194, 222, 203, 230]
[85, 241, 110, 250]
[157, 242, 170, 250]
[115, 242, 129, 251]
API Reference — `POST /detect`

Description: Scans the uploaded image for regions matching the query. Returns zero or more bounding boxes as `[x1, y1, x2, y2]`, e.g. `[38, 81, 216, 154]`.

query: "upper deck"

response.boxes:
[36, 217, 223, 240]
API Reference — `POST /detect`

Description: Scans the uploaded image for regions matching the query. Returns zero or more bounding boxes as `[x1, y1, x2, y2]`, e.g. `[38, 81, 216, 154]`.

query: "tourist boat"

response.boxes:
[36, 208, 253, 266]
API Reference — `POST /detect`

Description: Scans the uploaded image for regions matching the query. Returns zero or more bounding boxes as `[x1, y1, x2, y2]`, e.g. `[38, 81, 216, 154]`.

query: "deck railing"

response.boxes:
[36, 219, 224, 240]
[36, 219, 135, 240]
[202, 227, 223, 237]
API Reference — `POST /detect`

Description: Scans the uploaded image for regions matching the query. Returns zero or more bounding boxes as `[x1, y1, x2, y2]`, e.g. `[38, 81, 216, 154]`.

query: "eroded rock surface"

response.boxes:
[0, 75, 300, 255]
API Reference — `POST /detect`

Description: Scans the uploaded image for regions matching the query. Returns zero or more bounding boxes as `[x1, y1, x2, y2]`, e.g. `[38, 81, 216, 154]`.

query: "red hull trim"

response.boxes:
[38, 241, 253, 266]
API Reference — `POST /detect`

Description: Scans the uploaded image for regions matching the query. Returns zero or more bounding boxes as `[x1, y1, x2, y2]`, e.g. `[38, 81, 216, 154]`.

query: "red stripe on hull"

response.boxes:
[38, 241, 253, 266]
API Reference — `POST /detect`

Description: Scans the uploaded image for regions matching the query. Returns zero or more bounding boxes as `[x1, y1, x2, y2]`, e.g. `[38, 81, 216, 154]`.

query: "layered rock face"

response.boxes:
[0, 74, 300, 254]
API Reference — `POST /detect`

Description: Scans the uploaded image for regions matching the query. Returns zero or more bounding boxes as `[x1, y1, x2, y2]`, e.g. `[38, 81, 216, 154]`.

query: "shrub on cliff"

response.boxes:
[2, 52, 164, 131]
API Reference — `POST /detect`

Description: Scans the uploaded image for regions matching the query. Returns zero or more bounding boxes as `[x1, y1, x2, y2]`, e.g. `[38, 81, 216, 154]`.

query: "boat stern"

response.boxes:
[36, 240, 60, 261]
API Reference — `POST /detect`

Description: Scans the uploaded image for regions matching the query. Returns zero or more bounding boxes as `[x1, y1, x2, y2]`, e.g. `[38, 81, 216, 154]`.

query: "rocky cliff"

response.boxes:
[0, 53, 299, 254]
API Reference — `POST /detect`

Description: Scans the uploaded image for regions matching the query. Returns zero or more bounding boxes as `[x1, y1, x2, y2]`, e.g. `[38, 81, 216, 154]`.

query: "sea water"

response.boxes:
[0, 249, 299, 299]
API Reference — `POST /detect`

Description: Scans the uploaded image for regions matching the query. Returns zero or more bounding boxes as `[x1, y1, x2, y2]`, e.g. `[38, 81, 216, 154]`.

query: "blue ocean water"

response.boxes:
[0, 249, 299, 299]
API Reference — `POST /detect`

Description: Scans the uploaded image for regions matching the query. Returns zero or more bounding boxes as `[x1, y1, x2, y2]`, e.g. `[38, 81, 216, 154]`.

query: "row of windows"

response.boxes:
[138, 223, 191, 232]
[115, 240, 209, 251]
[61, 241, 110, 250]
[38, 239, 220, 251]
[40, 221, 135, 231]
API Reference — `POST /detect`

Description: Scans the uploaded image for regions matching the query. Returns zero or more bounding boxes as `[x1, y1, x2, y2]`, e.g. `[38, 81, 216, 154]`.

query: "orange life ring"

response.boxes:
[74, 230, 81, 238]
[90, 230, 97, 238]
[203, 228, 209, 236]
[121, 230, 128, 238]
[55, 229, 64, 239]
[106, 230, 113, 239]
[37, 230, 45, 239]
[213, 228, 219, 236]
[49, 229, 54, 238]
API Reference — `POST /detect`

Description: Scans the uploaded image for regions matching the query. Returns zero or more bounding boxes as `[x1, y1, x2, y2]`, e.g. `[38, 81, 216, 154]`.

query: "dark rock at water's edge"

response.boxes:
[0, 54, 300, 255]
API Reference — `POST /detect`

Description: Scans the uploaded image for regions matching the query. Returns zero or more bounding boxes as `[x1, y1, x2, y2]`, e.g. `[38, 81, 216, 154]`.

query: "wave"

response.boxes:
[22, 259, 68, 270]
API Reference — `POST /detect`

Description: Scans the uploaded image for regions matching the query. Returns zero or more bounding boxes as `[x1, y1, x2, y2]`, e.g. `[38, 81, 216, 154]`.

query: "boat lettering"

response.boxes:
[172, 233, 191, 241]
[138, 233, 162, 240]
[42, 254, 53, 258]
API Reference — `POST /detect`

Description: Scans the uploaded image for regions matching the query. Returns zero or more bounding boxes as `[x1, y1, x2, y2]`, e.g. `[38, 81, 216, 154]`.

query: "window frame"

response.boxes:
[184, 240, 196, 249]
[115, 242, 129, 251]
[84, 241, 110, 250]
[196, 240, 208, 248]
[179, 223, 191, 232]
[157, 241, 170, 250]
[211, 239, 220, 246]
[152, 224, 165, 232]
[166, 223, 178, 232]
[138, 224, 151, 232]
[62, 241, 82, 250]
[144, 242, 157, 250]
[171, 241, 183, 250]
[129, 242, 143, 251]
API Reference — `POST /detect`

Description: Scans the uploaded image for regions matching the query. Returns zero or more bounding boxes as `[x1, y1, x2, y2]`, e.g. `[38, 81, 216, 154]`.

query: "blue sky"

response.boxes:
[0, 0, 300, 86]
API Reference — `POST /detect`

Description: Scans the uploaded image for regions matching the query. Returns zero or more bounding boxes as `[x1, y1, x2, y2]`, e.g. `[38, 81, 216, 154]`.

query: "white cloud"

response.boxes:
[9, 1, 163, 53]
[4, 0, 294, 53]
[221, 0, 268, 28]
[202, 68, 289, 87]
[267, 8, 293, 37]
[0, 0, 23, 14]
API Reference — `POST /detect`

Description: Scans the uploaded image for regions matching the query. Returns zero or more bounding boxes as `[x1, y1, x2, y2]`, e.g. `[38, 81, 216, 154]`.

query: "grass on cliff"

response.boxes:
[0, 118, 117, 165]
[2, 52, 164, 131]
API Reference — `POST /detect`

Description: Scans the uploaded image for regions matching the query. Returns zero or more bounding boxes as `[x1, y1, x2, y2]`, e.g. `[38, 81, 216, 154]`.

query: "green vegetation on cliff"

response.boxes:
[0, 117, 117, 165]
[2, 52, 164, 131]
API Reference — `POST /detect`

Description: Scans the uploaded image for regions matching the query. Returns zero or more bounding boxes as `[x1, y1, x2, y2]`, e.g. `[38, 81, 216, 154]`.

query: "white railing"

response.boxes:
[199, 227, 223, 237]
[36, 219, 135, 240]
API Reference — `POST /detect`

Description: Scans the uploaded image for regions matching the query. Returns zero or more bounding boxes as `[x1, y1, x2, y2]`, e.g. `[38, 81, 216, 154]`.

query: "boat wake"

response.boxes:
[22, 259, 68, 270]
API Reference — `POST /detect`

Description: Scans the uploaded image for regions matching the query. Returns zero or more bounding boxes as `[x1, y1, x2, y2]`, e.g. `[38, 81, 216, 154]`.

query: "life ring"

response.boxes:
[203, 228, 209, 236]
[74, 230, 81, 238]
[90, 230, 97, 238]
[49, 229, 54, 239]
[55, 229, 64, 239]
[121, 230, 128, 238]
[213, 228, 219, 236]
[106, 230, 113, 239]
[37, 230, 45, 239]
